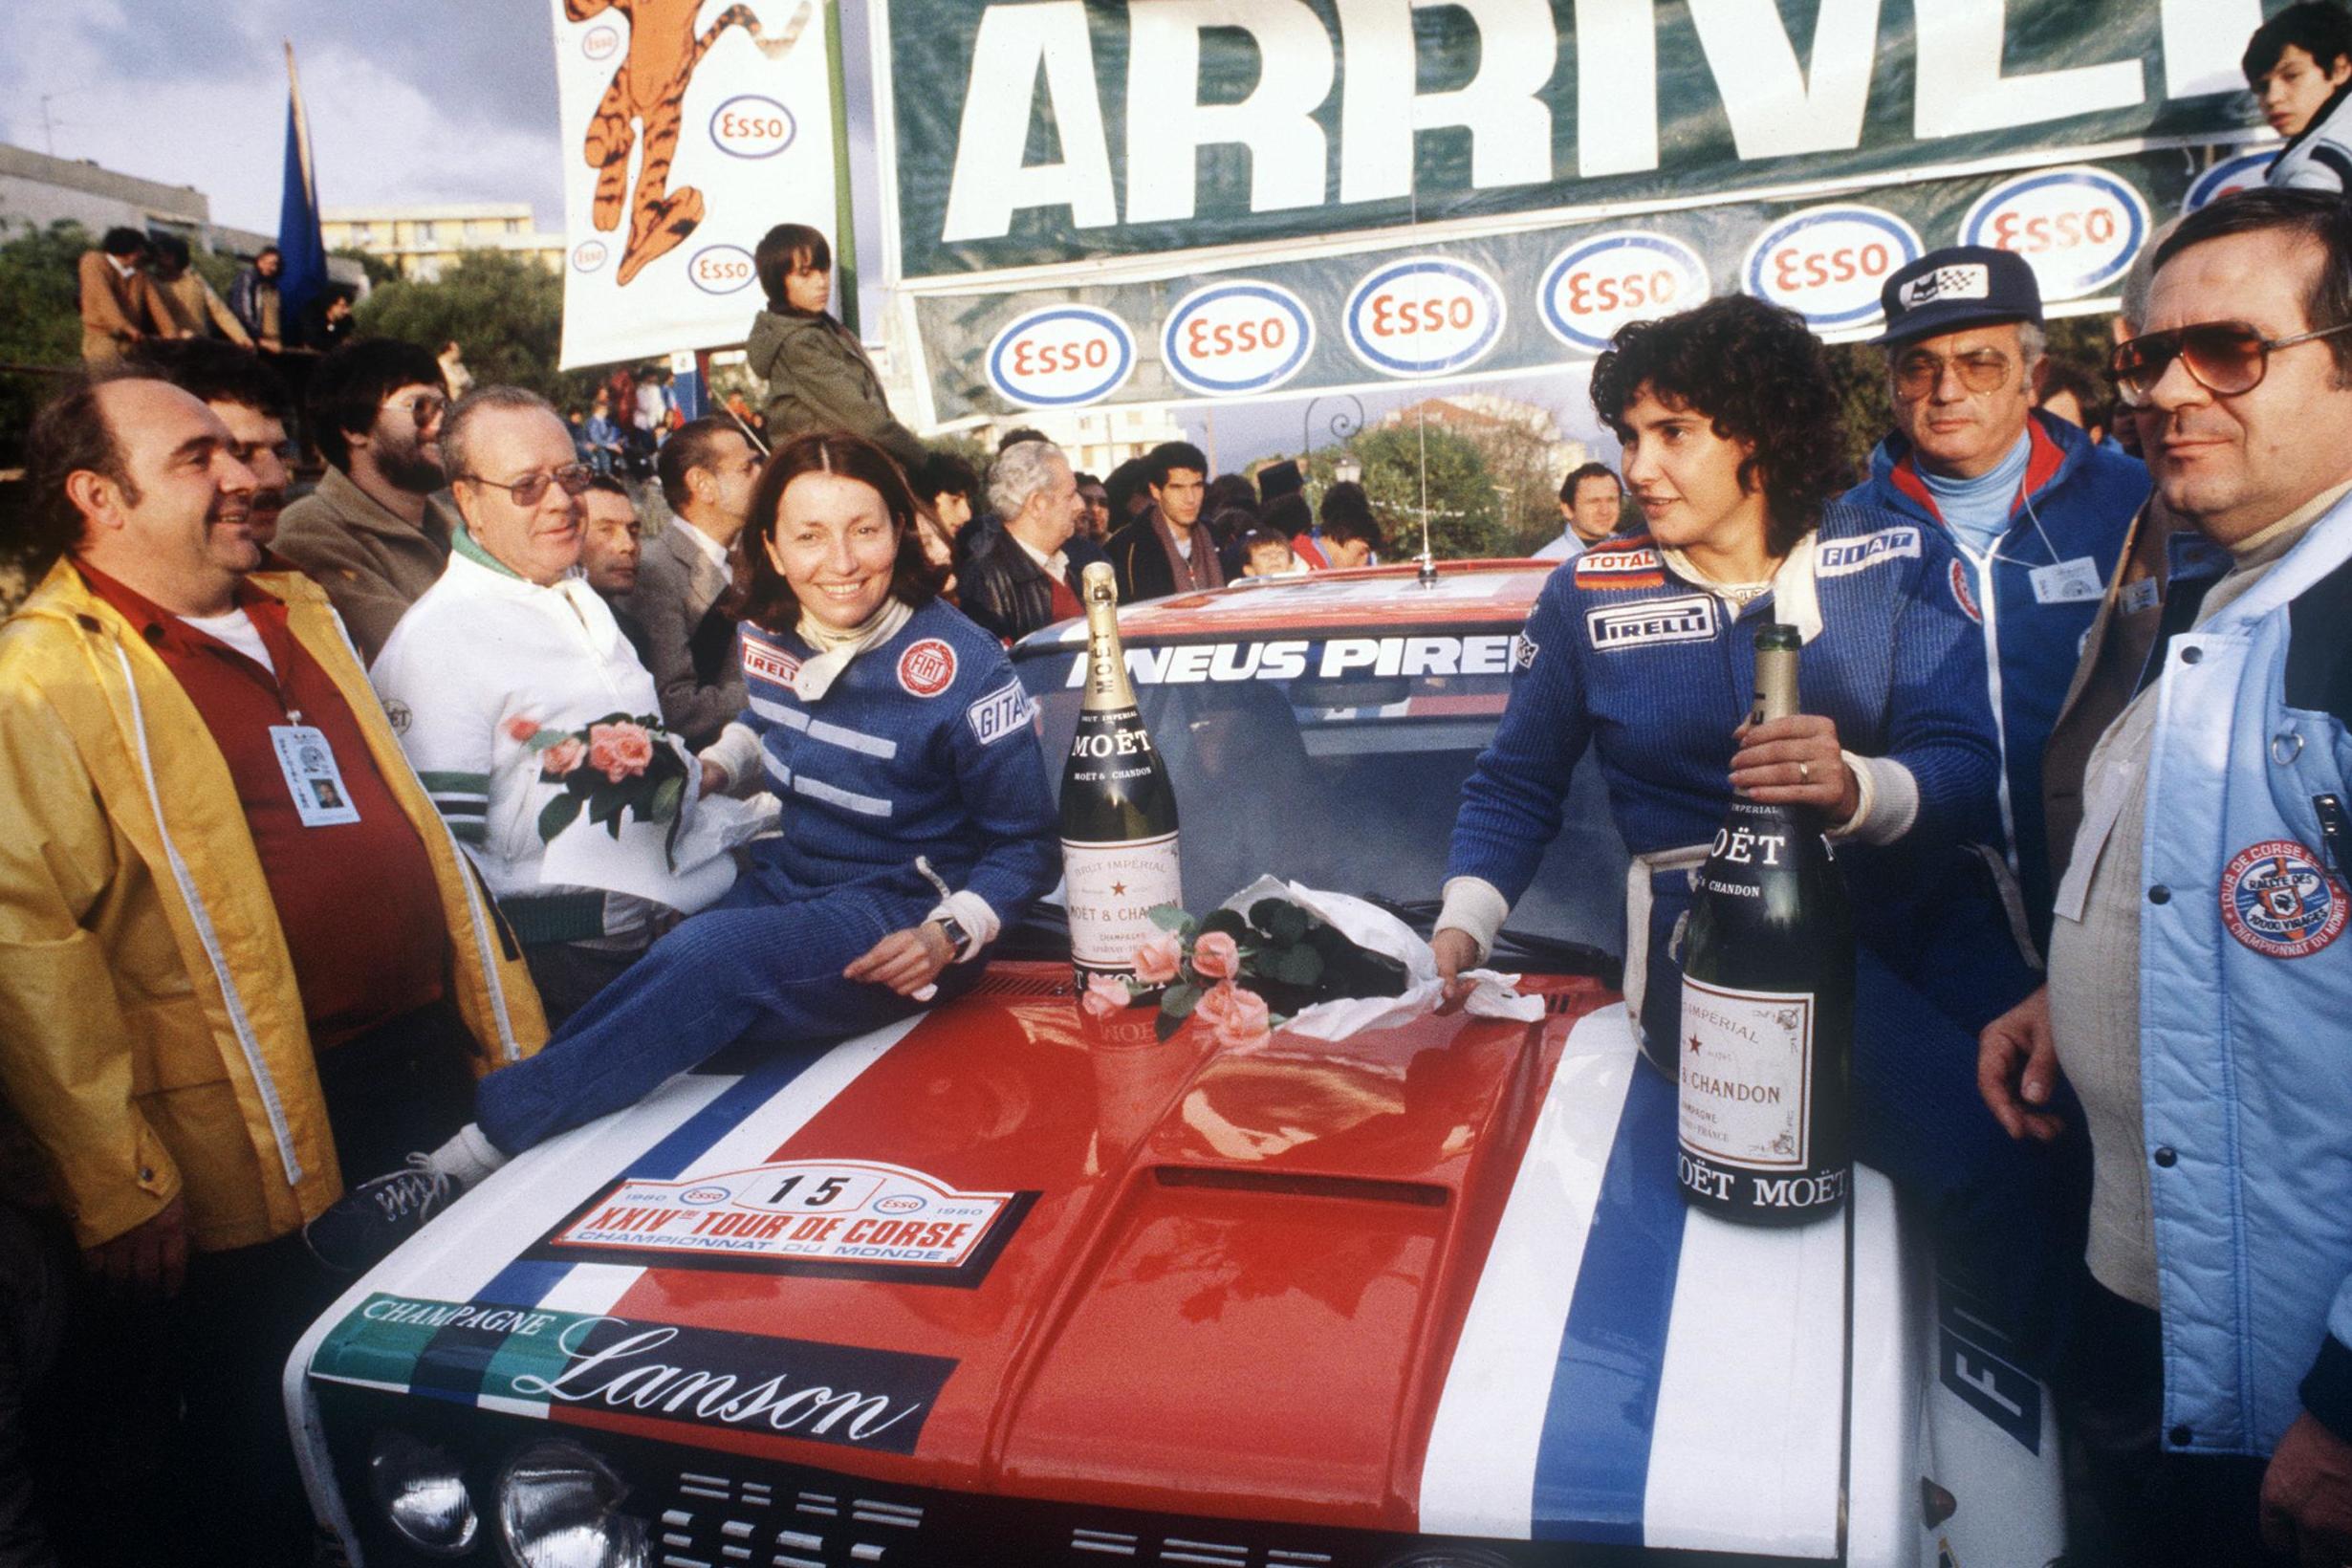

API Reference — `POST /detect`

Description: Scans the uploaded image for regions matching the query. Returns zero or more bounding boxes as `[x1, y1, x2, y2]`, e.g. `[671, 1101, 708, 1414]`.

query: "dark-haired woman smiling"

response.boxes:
[305, 433, 1057, 1266]
[1435, 294, 2075, 1356]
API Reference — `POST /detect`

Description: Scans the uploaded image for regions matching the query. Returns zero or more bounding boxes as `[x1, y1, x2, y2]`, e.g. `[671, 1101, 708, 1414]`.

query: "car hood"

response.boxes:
[301, 964, 1844, 1555]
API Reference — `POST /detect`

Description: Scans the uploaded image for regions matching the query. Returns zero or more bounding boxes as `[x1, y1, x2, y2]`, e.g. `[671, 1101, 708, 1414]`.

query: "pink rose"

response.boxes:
[505, 715, 541, 743]
[1131, 931, 1183, 987]
[1210, 985, 1272, 1052]
[538, 736, 586, 777]
[587, 721, 656, 783]
[1192, 980, 1240, 1033]
[1081, 973, 1131, 1019]
[1191, 929, 1240, 981]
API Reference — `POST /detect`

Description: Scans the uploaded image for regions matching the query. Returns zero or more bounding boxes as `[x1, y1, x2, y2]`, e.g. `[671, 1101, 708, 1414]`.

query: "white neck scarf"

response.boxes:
[793, 597, 913, 702]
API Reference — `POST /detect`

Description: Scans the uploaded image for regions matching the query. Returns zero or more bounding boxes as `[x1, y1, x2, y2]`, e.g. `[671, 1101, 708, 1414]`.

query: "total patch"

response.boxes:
[2220, 839, 2346, 958]
[897, 638, 958, 697]
[742, 638, 802, 687]
[1575, 546, 1665, 589]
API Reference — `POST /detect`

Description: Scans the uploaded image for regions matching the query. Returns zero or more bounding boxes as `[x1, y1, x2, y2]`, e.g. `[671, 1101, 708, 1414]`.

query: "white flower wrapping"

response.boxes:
[1215, 876, 1545, 1040]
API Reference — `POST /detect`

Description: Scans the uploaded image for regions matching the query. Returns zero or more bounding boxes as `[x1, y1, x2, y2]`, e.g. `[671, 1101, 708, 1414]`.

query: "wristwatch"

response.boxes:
[930, 914, 970, 957]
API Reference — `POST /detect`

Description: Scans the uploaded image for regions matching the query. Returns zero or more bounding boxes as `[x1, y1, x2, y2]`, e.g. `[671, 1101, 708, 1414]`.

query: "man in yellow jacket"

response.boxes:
[0, 375, 546, 1565]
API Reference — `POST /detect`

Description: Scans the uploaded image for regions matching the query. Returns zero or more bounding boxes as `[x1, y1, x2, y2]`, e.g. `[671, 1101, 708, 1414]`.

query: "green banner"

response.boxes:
[882, 0, 2270, 281]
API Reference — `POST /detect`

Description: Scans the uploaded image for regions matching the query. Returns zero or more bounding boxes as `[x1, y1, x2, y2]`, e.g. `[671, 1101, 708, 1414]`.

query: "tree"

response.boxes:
[333, 247, 400, 291]
[1313, 423, 1515, 560]
[354, 250, 600, 409]
[0, 221, 91, 463]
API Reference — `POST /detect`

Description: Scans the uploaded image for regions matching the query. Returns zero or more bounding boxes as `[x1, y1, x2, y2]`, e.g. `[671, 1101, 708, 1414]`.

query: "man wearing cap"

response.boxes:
[1843, 246, 2149, 948]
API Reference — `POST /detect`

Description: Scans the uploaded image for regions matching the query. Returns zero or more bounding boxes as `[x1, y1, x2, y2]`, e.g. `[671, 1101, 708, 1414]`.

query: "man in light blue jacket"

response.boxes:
[1979, 186, 2352, 1565]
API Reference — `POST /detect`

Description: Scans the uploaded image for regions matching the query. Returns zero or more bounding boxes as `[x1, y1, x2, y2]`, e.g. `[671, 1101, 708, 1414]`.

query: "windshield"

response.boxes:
[1013, 618, 1627, 969]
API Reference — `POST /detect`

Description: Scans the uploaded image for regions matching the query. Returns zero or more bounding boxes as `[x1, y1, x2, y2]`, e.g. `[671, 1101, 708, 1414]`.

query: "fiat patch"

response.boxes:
[2220, 839, 2347, 958]
[897, 639, 958, 697]
[1818, 527, 1921, 577]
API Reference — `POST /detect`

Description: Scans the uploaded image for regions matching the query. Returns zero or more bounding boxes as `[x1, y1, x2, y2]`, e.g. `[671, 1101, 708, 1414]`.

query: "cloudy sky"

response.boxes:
[4, 1, 568, 232]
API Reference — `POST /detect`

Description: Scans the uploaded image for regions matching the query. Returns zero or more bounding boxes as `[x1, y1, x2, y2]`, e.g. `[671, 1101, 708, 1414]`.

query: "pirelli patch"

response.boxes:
[966, 681, 1035, 746]
[742, 639, 802, 687]
[1817, 527, 1921, 577]
[1575, 547, 1666, 589]
[1586, 594, 1718, 651]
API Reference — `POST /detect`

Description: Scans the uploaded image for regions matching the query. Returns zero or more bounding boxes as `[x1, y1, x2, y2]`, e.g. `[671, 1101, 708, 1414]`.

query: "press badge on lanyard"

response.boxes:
[270, 725, 360, 826]
[2030, 556, 2103, 605]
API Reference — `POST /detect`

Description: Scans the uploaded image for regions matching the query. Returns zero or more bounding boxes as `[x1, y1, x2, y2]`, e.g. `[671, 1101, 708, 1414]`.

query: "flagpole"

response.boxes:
[823, 0, 858, 337]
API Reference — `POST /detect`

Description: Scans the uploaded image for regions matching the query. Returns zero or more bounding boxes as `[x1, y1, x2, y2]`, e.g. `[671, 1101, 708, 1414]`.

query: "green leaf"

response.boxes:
[586, 790, 623, 826]
[648, 775, 685, 825]
[1161, 981, 1200, 1020]
[1251, 899, 1310, 946]
[605, 814, 625, 840]
[1198, 907, 1249, 940]
[1155, 1009, 1185, 1042]
[1147, 904, 1199, 936]
[521, 727, 569, 753]
[1267, 943, 1324, 987]
[536, 792, 583, 841]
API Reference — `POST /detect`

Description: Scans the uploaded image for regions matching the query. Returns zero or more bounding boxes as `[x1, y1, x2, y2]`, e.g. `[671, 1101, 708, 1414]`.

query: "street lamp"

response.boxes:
[1333, 454, 1362, 487]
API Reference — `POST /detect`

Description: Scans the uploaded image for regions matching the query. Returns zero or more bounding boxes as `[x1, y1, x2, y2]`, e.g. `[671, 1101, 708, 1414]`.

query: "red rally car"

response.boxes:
[287, 562, 2066, 1568]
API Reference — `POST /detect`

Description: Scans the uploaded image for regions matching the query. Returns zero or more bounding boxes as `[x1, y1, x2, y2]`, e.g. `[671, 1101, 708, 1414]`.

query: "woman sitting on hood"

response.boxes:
[746, 222, 929, 477]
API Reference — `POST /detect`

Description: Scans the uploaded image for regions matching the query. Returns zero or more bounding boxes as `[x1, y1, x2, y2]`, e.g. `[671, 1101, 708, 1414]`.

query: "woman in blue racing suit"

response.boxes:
[309, 432, 1059, 1267]
[1434, 294, 2079, 1360]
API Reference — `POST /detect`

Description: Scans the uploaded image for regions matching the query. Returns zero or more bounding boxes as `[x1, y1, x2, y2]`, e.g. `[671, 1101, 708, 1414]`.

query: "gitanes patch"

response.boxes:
[1949, 560, 1983, 623]
[1575, 546, 1664, 589]
[1818, 527, 1921, 577]
[742, 639, 802, 687]
[897, 639, 958, 697]
[966, 680, 1034, 746]
[1585, 594, 1718, 651]
[2220, 839, 2347, 958]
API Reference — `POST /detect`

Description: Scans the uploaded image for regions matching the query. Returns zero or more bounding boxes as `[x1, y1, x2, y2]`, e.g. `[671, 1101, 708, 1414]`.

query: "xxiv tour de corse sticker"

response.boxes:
[2187, 148, 2281, 212]
[897, 638, 957, 697]
[1744, 205, 1921, 333]
[2221, 839, 2347, 958]
[986, 304, 1136, 407]
[1161, 281, 1316, 397]
[708, 93, 796, 159]
[1343, 256, 1506, 378]
[528, 1159, 1037, 1286]
[686, 243, 757, 295]
[1963, 166, 2148, 300]
[1539, 232, 1709, 354]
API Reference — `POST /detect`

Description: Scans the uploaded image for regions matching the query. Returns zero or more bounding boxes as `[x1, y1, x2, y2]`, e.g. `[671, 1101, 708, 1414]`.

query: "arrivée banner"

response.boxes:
[871, 0, 2285, 417]
[910, 147, 2275, 422]
[552, 0, 838, 370]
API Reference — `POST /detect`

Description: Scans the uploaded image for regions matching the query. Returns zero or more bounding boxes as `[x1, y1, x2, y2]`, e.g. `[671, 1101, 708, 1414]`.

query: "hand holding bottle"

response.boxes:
[1728, 713, 1859, 823]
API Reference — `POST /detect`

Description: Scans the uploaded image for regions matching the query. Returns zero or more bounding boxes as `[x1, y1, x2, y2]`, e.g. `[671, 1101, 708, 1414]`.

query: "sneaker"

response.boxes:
[303, 1155, 462, 1274]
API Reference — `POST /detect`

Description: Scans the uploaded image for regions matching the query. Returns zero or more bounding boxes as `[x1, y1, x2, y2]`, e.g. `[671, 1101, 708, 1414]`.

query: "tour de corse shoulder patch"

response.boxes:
[2219, 839, 2347, 959]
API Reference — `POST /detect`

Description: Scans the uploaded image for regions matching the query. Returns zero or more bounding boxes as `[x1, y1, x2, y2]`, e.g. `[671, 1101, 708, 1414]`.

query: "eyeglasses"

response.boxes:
[2108, 318, 2352, 406]
[1892, 347, 2015, 399]
[460, 464, 593, 507]
[383, 392, 448, 426]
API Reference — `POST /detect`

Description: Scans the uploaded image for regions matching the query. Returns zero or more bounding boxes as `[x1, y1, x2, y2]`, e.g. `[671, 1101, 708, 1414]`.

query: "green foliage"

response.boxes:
[353, 250, 601, 408]
[1339, 422, 1516, 560]
[333, 247, 400, 290]
[0, 221, 92, 471]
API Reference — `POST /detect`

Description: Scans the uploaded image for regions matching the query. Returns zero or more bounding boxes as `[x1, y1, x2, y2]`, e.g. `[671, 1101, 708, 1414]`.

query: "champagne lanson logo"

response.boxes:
[1161, 281, 1316, 397]
[1744, 206, 1921, 333]
[709, 94, 795, 160]
[1963, 166, 2148, 299]
[986, 306, 1136, 408]
[570, 239, 610, 273]
[1343, 256, 1505, 377]
[2186, 147, 2283, 212]
[1540, 231, 1710, 354]
[581, 24, 621, 60]
[686, 244, 757, 295]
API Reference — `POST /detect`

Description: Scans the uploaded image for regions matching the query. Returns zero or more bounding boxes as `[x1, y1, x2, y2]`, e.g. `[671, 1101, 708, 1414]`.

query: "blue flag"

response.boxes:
[277, 43, 330, 338]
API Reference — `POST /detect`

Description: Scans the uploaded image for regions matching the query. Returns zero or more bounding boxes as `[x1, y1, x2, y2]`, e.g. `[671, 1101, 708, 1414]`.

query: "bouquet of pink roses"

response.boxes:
[1082, 892, 1409, 1049]
[508, 711, 692, 866]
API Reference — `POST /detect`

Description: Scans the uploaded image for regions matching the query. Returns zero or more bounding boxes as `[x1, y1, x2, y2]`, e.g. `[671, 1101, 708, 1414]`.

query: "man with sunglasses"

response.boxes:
[1843, 245, 2149, 949]
[366, 388, 766, 1034]
[275, 338, 460, 664]
[1977, 188, 2352, 1567]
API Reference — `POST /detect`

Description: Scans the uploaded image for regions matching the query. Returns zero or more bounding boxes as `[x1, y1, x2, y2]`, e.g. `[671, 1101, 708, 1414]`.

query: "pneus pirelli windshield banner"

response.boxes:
[551, 0, 838, 369]
[872, 0, 2282, 417]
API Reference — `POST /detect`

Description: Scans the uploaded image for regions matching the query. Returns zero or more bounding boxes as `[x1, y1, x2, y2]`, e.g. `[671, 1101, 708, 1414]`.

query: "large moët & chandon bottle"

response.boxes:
[1675, 621, 1854, 1226]
[1061, 563, 1183, 988]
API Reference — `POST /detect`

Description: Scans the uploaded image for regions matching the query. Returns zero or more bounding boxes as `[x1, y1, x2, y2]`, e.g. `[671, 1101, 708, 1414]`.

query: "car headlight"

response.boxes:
[369, 1430, 480, 1557]
[494, 1440, 646, 1568]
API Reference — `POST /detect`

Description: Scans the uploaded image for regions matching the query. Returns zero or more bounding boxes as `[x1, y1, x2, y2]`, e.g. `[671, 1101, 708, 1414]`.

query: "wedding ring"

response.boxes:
[1798, 760, 1812, 782]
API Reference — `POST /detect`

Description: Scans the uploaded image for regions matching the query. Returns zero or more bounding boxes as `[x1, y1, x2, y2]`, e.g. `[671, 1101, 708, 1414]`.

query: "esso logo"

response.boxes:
[874, 1194, 926, 1215]
[1343, 256, 1506, 377]
[680, 1186, 730, 1207]
[570, 239, 609, 273]
[1539, 231, 1709, 353]
[2185, 146, 2281, 212]
[582, 24, 621, 60]
[686, 244, 757, 294]
[986, 305, 1135, 407]
[1964, 165, 2148, 299]
[710, 94, 795, 160]
[1744, 206, 1922, 331]
[1161, 281, 1315, 397]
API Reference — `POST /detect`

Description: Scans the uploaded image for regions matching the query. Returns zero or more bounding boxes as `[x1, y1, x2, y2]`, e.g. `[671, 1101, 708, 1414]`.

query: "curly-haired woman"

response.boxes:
[1434, 293, 2076, 1359]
